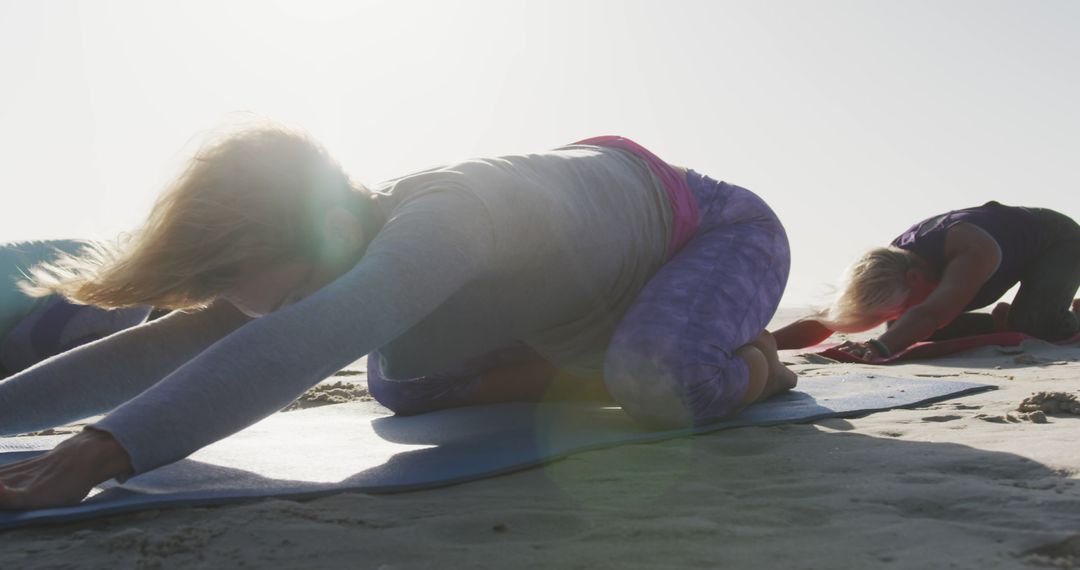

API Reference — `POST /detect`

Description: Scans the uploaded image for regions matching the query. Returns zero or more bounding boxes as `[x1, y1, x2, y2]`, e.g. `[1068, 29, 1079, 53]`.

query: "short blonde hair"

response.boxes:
[22, 125, 363, 310]
[822, 246, 921, 332]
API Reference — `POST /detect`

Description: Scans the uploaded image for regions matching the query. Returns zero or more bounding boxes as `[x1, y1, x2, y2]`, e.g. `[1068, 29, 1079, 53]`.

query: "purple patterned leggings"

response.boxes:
[369, 170, 790, 427]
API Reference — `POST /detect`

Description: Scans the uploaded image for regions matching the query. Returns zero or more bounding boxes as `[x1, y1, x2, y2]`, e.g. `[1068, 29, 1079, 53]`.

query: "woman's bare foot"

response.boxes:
[749, 330, 797, 400]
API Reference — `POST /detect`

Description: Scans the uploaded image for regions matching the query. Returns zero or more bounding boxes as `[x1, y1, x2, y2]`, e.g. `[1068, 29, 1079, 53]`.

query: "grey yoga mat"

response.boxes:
[0, 374, 992, 529]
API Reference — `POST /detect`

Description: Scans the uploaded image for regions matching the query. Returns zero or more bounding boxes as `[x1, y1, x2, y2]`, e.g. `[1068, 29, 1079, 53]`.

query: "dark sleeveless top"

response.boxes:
[890, 201, 1043, 311]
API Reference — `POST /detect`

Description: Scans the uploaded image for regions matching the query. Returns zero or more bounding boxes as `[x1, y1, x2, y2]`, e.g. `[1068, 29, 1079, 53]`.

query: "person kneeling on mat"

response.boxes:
[774, 202, 1080, 361]
[0, 127, 795, 509]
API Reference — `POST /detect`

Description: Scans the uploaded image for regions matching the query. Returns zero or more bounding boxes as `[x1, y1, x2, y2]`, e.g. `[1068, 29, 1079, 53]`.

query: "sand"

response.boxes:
[2, 309, 1079, 569]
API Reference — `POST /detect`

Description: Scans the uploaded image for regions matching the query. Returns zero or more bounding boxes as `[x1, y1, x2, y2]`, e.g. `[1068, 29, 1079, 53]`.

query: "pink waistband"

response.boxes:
[574, 136, 699, 258]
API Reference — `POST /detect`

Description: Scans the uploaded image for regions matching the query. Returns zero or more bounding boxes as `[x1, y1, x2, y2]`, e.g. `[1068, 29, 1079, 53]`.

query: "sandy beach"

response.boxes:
[2, 308, 1079, 569]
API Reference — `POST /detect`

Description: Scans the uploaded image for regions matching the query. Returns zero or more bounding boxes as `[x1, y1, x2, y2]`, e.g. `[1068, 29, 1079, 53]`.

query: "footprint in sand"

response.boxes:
[975, 412, 1047, 424]
[921, 415, 963, 423]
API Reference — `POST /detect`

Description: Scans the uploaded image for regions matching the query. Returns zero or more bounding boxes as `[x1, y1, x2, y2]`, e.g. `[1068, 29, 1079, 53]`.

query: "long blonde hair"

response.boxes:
[22, 125, 364, 310]
[821, 246, 921, 332]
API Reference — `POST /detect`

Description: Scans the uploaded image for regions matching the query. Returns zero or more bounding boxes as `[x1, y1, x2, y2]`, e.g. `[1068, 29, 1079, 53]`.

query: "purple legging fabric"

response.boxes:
[368, 170, 790, 427]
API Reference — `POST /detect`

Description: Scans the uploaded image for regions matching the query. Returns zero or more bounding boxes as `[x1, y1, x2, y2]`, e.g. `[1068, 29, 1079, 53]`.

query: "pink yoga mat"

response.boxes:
[811, 331, 1080, 364]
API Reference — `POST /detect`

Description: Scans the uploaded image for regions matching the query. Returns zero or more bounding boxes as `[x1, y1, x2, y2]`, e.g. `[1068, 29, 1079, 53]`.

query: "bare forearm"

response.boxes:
[773, 318, 834, 350]
[877, 308, 942, 354]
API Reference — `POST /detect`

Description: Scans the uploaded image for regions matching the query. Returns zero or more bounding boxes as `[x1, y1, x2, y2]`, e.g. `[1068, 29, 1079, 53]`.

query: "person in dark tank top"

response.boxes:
[774, 202, 1080, 360]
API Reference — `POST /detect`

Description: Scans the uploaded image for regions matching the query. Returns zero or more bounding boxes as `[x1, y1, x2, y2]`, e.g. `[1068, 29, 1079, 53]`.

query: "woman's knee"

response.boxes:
[367, 355, 426, 415]
[1009, 308, 1079, 342]
[367, 353, 481, 415]
[368, 379, 451, 416]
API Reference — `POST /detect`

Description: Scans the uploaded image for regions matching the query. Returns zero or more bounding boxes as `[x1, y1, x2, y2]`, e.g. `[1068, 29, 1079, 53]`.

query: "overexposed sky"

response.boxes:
[1, 0, 1077, 307]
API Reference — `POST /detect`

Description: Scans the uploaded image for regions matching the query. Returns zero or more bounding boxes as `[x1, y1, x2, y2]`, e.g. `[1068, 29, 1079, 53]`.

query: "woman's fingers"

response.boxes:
[0, 461, 47, 510]
[836, 341, 862, 354]
[0, 482, 29, 510]
[0, 456, 49, 486]
[0, 432, 122, 510]
[0, 469, 31, 488]
[0, 477, 52, 510]
[836, 340, 867, 355]
[0, 460, 96, 510]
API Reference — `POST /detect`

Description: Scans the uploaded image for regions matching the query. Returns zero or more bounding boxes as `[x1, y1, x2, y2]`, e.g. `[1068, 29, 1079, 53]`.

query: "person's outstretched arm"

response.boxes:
[772, 315, 834, 350]
[0, 300, 251, 435]
[0, 192, 494, 509]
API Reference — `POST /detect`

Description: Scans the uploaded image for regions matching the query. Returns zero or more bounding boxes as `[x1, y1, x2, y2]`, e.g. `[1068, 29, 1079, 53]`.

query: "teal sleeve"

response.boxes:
[0, 239, 85, 339]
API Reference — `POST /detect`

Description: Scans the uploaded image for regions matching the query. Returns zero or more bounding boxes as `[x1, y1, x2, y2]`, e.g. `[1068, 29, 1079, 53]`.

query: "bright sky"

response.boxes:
[1, 0, 1077, 307]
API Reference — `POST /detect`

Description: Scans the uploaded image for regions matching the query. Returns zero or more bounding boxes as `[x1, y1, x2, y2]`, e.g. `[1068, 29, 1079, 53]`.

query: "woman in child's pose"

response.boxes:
[774, 202, 1080, 360]
[0, 129, 793, 509]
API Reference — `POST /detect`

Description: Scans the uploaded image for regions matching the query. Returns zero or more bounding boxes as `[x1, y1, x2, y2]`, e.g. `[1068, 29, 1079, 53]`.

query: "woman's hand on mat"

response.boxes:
[835, 341, 887, 363]
[0, 428, 132, 510]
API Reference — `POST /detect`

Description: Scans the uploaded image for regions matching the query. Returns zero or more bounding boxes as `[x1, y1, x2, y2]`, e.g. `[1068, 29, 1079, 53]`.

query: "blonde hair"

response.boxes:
[22, 125, 365, 310]
[821, 246, 922, 332]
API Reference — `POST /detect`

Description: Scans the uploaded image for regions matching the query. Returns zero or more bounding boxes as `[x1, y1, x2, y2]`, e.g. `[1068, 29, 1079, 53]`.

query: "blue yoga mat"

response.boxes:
[0, 374, 992, 529]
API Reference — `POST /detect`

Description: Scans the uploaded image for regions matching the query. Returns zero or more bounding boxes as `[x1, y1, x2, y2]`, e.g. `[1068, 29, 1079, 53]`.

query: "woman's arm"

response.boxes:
[0, 192, 495, 509]
[98, 193, 494, 473]
[0, 300, 250, 435]
[772, 317, 834, 350]
[873, 224, 1001, 355]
